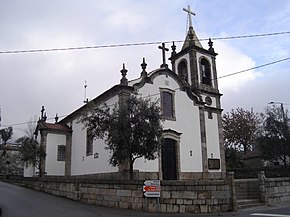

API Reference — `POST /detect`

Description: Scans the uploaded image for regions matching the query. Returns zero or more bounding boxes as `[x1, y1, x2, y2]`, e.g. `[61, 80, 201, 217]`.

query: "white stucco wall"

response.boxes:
[68, 70, 220, 175]
[205, 112, 221, 172]
[134, 73, 203, 173]
[70, 96, 119, 176]
[45, 133, 66, 176]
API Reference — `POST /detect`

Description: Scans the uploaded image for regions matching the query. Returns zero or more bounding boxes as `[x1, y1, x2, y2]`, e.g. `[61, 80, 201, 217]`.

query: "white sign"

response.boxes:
[143, 180, 160, 186]
[144, 192, 160, 198]
[143, 180, 161, 198]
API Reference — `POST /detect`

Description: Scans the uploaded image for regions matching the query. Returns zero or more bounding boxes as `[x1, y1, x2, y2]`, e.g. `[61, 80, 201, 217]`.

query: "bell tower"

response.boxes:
[170, 6, 220, 98]
[169, 6, 225, 176]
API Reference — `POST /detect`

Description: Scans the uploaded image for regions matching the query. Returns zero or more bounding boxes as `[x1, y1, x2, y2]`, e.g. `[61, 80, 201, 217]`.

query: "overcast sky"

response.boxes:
[1, 0, 290, 139]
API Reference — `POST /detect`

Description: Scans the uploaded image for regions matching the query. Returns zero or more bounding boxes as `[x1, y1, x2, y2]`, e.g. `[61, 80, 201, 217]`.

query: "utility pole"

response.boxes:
[0, 105, 2, 127]
[269, 101, 286, 123]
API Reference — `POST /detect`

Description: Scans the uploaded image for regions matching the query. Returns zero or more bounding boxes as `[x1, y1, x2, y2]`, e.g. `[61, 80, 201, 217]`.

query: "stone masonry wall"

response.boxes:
[234, 179, 259, 200]
[265, 177, 290, 205]
[7, 176, 233, 213]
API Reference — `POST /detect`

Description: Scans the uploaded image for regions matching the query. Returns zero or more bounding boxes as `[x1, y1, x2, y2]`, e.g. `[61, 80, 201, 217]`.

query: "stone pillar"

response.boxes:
[258, 171, 267, 204]
[40, 131, 47, 177]
[226, 171, 237, 211]
[199, 106, 208, 176]
[65, 132, 72, 177]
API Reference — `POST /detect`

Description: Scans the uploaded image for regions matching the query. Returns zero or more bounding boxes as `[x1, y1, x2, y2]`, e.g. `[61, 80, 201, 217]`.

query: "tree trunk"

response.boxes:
[38, 157, 43, 177]
[129, 159, 134, 180]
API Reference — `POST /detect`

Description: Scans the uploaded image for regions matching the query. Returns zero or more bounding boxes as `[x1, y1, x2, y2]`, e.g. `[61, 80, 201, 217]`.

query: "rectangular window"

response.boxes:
[161, 89, 175, 120]
[57, 145, 66, 161]
[86, 129, 93, 156]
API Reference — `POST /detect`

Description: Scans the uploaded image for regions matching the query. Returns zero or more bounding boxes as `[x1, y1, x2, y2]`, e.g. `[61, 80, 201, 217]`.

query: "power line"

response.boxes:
[0, 41, 165, 54]
[1, 54, 289, 128]
[0, 115, 67, 128]
[208, 31, 290, 41]
[217, 57, 290, 79]
[0, 31, 290, 54]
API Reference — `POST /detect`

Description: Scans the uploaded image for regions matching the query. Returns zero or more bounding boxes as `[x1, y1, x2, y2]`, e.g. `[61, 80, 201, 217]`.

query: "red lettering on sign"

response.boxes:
[143, 186, 161, 192]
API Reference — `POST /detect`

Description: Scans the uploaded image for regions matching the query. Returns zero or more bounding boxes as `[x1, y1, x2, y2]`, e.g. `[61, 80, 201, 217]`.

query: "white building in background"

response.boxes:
[24, 14, 225, 180]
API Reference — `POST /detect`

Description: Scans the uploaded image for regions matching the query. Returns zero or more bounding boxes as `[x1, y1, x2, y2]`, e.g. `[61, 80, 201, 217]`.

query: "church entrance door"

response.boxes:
[161, 138, 177, 180]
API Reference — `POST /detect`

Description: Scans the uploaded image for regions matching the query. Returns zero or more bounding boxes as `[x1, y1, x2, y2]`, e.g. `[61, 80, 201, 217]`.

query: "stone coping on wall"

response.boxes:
[6, 175, 233, 213]
[266, 177, 290, 182]
[12, 175, 229, 185]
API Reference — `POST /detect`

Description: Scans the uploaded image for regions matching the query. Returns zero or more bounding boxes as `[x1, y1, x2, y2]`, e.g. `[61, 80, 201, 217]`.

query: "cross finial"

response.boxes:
[41, 106, 45, 120]
[183, 5, 196, 27]
[158, 43, 169, 68]
[141, 57, 147, 77]
[120, 63, 128, 86]
[208, 38, 215, 53]
[43, 112, 47, 122]
[171, 41, 177, 56]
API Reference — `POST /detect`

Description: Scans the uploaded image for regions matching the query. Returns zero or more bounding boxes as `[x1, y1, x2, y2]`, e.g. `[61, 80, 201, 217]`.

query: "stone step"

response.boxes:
[237, 199, 265, 209]
[236, 193, 260, 200]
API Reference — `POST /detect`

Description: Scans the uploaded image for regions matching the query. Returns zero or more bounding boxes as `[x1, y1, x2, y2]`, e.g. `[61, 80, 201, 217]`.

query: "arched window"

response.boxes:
[200, 58, 212, 86]
[160, 89, 175, 120]
[177, 60, 188, 82]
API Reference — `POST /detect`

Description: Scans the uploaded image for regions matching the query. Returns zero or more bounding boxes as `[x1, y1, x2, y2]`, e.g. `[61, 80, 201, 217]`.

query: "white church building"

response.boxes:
[24, 11, 225, 180]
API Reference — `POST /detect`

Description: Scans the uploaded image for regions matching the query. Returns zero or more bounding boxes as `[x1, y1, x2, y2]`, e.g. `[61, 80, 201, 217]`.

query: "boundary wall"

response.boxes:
[258, 172, 290, 205]
[234, 171, 290, 206]
[6, 176, 234, 213]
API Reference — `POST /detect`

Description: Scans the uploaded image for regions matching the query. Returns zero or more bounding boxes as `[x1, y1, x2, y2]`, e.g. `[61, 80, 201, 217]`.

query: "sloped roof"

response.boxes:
[182, 26, 203, 50]
[0, 143, 21, 151]
[38, 122, 71, 132]
[59, 84, 134, 124]
[241, 149, 263, 160]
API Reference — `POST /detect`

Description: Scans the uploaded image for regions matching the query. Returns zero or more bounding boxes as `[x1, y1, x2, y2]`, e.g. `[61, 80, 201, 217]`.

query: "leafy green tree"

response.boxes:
[17, 136, 46, 176]
[225, 147, 244, 170]
[258, 106, 290, 166]
[0, 126, 13, 160]
[0, 127, 15, 177]
[0, 149, 22, 176]
[81, 95, 163, 180]
[0, 126, 13, 146]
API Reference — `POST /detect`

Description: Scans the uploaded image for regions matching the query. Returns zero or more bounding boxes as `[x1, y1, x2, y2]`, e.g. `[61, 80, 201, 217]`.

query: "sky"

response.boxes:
[0, 0, 290, 139]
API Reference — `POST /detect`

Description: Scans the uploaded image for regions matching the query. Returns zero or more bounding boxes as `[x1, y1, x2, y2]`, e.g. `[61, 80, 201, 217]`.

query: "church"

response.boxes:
[24, 7, 225, 180]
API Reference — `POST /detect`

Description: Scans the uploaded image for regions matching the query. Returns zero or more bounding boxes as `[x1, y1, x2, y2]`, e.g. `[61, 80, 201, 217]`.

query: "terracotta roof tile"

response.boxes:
[39, 122, 71, 132]
[241, 149, 262, 160]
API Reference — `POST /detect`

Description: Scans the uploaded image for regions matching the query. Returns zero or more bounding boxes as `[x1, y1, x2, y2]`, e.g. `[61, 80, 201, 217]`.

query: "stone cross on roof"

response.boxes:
[183, 5, 196, 27]
[158, 43, 169, 68]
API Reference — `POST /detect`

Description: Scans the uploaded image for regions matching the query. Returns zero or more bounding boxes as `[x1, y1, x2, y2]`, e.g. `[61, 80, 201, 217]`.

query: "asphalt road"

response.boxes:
[0, 181, 290, 217]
